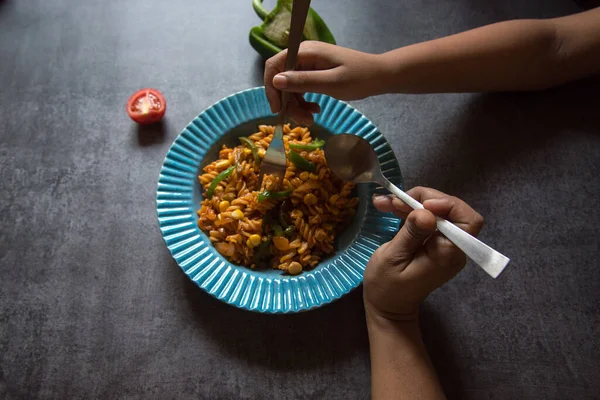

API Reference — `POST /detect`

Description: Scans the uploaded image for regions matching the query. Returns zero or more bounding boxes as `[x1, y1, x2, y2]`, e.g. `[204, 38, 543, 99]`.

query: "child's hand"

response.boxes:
[364, 187, 484, 323]
[264, 41, 384, 125]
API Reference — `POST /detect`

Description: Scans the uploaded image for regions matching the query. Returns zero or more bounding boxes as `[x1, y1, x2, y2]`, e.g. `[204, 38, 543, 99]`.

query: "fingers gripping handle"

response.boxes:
[382, 178, 510, 278]
[435, 218, 510, 278]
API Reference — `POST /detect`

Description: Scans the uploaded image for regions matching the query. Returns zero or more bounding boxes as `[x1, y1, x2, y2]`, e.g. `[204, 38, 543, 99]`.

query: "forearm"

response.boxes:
[375, 8, 600, 94]
[367, 312, 446, 400]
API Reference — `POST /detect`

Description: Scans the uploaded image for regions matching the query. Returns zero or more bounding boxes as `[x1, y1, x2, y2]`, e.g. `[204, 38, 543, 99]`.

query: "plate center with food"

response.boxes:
[196, 120, 362, 276]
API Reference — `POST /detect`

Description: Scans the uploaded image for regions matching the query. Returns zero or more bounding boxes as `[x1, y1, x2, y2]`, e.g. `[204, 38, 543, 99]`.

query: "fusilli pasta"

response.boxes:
[197, 125, 359, 275]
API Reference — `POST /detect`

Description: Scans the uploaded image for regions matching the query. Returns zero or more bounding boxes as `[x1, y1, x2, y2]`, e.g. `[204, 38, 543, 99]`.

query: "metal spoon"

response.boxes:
[324, 134, 510, 278]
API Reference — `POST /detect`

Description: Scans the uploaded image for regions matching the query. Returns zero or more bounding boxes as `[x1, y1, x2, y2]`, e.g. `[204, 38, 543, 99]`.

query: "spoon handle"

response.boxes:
[381, 178, 510, 278]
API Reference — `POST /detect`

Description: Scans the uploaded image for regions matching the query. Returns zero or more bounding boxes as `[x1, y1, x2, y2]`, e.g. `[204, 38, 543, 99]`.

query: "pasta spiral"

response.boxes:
[197, 125, 358, 274]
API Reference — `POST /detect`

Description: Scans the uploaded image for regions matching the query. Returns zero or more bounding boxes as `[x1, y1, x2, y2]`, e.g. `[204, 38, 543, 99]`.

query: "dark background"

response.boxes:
[1, 0, 599, 399]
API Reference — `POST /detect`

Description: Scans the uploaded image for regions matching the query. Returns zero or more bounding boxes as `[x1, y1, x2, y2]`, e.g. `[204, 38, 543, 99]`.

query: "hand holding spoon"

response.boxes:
[324, 134, 510, 278]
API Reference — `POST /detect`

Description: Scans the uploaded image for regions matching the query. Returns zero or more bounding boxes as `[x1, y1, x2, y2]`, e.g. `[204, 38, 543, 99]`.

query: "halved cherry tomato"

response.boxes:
[126, 88, 166, 124]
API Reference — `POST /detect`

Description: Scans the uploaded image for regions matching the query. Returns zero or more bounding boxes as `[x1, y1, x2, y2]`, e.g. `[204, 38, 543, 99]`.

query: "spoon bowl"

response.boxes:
[325, 134, 510, 278]
[324, 133, 383, 183]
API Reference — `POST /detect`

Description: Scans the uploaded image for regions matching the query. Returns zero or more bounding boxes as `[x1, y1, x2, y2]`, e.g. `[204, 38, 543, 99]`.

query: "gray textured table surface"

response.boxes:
[1, 0, 599, 399]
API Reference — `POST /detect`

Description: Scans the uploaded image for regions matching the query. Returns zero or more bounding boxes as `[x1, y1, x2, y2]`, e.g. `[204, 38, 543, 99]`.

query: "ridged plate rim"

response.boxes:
[156, 87, 403, 314]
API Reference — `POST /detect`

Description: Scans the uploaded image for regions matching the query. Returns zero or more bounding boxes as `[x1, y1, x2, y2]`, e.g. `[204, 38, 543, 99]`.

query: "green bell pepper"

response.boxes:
[288, 149, 316, 172]
[249, 0, 336, 59]
[289, 138, 325, 151]
[272, 223, 285, 237]
[284, 225, 296, 236]
[239, 136, 261, 165]
[257, 189, 293, 203]
[278, 200, 296, 237]
[278, 206, 289, 229]
[253, 235, 272, 266]
[206, 166, 235, 199]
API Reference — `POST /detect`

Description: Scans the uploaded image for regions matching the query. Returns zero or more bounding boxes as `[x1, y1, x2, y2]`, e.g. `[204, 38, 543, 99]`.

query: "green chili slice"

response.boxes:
[206, 166, 235, 199]
[273, 224, 284, 237]
[253, 235, 272, 266]
[288, 150, 316, 172]
[239, 137, 260, 165]
[289, 139, 325, 151]
[278, 207, 289, 229]
[257, 189, 292, 203]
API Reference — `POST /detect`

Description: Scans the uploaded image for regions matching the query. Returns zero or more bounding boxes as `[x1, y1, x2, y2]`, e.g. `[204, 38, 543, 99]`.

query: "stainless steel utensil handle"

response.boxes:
[381, 178, 510, 278]
[286, 0, 310, 71]
[279, 0, 311, 116]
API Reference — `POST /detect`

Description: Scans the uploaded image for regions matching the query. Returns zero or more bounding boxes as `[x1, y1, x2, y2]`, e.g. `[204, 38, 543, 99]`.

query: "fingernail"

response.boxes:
[372, 194, 388, 201]
[273, 74, 288, 89]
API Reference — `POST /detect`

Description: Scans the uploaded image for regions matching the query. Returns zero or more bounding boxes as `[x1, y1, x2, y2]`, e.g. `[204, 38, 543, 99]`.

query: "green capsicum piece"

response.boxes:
[253, 235, 272, 266]
[239, 136, 261, 165]
[262, 212, 273, 232]
[272, 224, 284, 237]
[257, 189, 293, 203]
[206, 166, 235, 199]
[249, 0, 336, 59]
[289, 138, 325, 151]
[288, 150, 316, 172]
[278, 207, 289, 229]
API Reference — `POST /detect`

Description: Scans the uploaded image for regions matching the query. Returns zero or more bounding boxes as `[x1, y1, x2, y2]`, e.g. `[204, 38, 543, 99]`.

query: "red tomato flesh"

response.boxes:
[126, 88, 166, 124]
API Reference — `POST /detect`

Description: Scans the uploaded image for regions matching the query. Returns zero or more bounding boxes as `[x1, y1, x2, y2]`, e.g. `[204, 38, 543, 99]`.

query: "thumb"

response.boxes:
[385, 209, 437, 266]
[273, 70, 339, 94]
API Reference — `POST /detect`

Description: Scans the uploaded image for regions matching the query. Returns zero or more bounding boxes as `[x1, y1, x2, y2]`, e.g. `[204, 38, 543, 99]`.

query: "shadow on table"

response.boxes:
[134, 120, 167, 147]
[413, 76, 600, 196]
[572, 0, 600, 10]
[179, 265, 369, 372]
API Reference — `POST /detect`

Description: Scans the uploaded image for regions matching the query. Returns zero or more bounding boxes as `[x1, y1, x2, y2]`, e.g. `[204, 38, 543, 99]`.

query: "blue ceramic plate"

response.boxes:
[156, 87, 403, 313]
